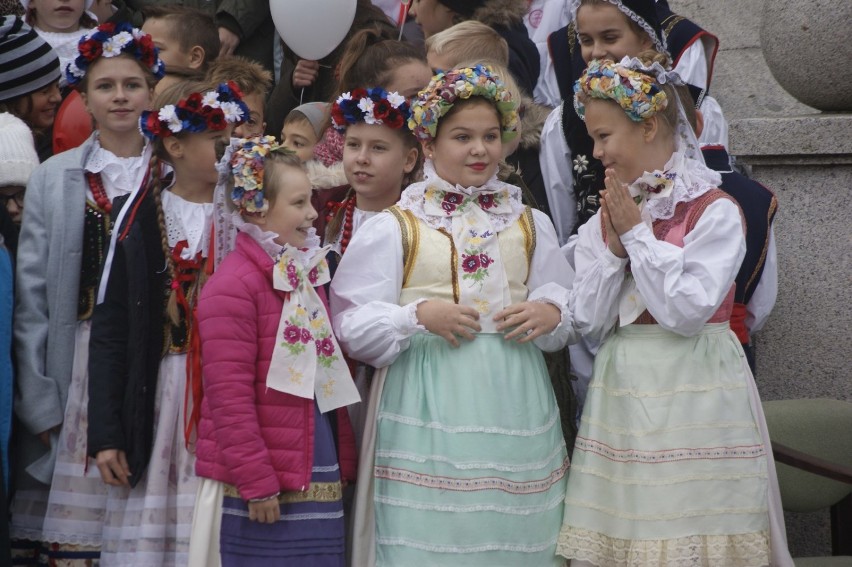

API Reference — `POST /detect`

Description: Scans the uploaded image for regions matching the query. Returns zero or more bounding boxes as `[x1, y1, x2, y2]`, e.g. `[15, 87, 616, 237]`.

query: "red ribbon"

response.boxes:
[730, 302, 749, 345]
[170, 241, 205, 448]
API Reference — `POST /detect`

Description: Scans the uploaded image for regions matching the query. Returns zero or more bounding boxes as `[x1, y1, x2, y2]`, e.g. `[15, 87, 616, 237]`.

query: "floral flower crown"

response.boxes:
[573, 57, 670, 123]
[229, 135, 286, 217]
[66, 21, 165, 87]
[408, 64, 519, 143]
[331, 87, 412, 131]
[139, 82, 248, 140]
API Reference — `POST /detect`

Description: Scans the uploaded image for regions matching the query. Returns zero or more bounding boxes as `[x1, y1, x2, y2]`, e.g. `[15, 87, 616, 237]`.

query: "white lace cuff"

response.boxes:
[393, 299, 428, 337]
[529, 283, 572, 337]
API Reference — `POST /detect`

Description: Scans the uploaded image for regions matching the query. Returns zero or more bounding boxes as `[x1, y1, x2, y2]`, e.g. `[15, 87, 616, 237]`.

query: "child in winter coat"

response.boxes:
[189, 139, 359, 566]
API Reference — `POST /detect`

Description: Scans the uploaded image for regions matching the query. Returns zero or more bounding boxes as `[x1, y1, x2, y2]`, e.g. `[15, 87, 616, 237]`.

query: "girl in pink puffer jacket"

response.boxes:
[189, 139, 360, 567]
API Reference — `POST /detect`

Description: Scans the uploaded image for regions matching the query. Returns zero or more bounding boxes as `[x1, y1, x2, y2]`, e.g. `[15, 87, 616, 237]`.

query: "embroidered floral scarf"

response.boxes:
[267, 241, 360, 412]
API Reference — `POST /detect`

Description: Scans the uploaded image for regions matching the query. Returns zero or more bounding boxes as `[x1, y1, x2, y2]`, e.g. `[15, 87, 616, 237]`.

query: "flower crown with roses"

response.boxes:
[229, 136, 297, 217]
[66, 21, 165, 87]
[331, 87, 412, 132]
[408, 64, 519, 143]
[139, 82, 248, 140]
[573, 58, 670, 123]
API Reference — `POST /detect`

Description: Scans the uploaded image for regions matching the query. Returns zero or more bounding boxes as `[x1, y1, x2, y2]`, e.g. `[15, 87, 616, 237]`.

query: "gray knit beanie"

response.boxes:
[0, 16, 61, 103]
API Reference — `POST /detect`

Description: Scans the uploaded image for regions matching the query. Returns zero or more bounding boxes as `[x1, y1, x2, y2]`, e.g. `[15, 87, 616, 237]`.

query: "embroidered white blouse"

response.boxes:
[330, 194, 577, 369]
[573, 196, 745, 343]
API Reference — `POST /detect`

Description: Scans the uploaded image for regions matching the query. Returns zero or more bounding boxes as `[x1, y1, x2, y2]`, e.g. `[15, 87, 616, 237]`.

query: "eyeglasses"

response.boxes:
[0, 192, 25, 208]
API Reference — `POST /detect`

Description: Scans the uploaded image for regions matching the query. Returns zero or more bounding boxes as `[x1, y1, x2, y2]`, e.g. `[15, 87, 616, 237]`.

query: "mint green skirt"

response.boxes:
[374, 334, 568, 566]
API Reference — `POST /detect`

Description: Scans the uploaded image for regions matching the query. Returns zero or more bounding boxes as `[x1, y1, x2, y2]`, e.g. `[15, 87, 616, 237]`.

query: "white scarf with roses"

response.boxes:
[267, 238, 360, 412]
[399, 160, 526, 333]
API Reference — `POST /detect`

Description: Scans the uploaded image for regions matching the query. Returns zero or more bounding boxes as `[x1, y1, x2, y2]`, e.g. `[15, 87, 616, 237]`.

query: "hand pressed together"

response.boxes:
[416, 300, 481, 347]
[600, 168, 641, 258]
[495, 302, 561, 343]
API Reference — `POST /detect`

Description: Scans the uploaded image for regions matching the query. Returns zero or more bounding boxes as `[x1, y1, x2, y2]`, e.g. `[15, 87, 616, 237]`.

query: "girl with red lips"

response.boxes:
[331, 65, 576, 566]
[9, 20, 161, 565]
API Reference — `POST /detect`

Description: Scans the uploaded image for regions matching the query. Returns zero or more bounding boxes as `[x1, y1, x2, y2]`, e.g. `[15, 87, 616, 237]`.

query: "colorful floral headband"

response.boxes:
[331, 87, 412, 131]
[139, 82, 248, 140]
[66, 21, 165, 87]
[229, 135, 282, 217]
[573, 58, 669, 122]
[408, 64, 519, 143]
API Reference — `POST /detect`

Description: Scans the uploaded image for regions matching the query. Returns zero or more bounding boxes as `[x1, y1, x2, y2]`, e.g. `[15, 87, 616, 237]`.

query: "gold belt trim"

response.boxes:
[223, 481, 343, 504]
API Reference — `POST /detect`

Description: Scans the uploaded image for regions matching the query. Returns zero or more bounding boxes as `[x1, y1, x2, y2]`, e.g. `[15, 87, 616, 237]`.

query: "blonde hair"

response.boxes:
[206, 55, 273, 104]
[262, 149, 305, 206]
[425, 21, 509, 68]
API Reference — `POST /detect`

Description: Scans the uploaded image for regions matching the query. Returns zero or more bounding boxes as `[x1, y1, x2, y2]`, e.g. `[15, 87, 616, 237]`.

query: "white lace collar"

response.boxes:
[397, 160, 525, 232]
[84, 134, 150, 201]
[628, 150, 722, 222]
[161, 189, 214, 258]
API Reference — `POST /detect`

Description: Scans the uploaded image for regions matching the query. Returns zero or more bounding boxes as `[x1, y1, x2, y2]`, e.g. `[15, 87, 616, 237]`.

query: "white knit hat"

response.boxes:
[0, 112, 39, 186]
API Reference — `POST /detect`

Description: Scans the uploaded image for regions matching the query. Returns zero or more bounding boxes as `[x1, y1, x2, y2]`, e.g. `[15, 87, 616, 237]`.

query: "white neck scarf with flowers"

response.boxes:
[627, 150, 722, 223]
[399, 160, 526, 333]
[267, 233, 360, 412]
[617, 150, 723, 326]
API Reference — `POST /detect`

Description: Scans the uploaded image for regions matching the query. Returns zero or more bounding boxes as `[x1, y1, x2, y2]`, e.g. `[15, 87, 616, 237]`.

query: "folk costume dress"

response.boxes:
[556, 152, 792, 567]
[11, 134, 149, 563]
[98, 188, 210, 566]
[190, 225, 359, 567]
[332, 162, 576, 567]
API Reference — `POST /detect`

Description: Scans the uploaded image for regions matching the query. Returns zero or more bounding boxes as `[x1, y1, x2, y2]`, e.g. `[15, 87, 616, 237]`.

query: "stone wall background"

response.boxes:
[669, 0, 851, 558]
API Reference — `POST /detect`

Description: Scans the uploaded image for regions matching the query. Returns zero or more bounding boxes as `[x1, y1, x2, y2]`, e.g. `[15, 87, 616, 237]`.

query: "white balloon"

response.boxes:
[270, 0, 358, 61]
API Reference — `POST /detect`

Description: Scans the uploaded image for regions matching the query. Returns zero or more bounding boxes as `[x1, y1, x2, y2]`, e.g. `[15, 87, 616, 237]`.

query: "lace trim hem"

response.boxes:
[557, 525, 770, 567]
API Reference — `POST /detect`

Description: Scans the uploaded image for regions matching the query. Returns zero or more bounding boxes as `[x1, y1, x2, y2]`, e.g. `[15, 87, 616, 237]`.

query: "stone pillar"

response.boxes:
[728, 114, 852, 402]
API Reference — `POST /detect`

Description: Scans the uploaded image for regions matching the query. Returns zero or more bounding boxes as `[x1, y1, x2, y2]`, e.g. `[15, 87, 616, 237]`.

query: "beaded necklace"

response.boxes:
[86, 171, 112, 214]
[325, 195, 356, 255]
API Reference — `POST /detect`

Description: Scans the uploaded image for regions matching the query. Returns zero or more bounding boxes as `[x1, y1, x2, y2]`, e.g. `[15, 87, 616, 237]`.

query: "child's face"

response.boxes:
[0, 186, 25, 225]
[584, 98, 648, 184]
[385, 60, 434, 102]
[409, 0, 455, 39]
[343, 123, 418, 205]
[427, 99, 502, 188]
[30, 0, 85, 33]
[15, 80, 60, 131]
[81, 56, 153, 136]
[141, 18, 194, 70]
[168, 128, 232, 184]
[576, 2, 653, 64]
[233, 92, 265, 139]
[263, 167, 317, 247]
[280, 119, 318, 163]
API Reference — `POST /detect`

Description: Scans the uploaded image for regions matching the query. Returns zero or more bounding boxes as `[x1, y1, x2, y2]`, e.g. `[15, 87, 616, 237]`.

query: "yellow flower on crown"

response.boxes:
[408, 64, 519, 143]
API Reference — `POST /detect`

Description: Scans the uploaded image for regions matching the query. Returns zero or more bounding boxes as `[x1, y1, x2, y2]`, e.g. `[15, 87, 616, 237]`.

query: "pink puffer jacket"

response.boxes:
[195, 232, 356, 501]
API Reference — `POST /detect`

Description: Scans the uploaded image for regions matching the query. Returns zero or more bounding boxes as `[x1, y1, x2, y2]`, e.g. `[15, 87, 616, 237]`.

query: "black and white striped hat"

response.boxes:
[0, 16, 60, 103]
